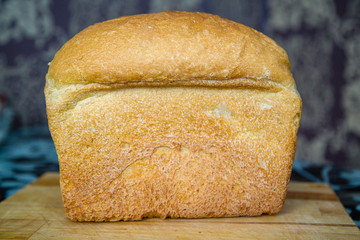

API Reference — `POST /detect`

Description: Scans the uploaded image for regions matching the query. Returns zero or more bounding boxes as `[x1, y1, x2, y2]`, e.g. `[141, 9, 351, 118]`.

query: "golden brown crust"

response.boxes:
[47, 87, 301, 221]
[45, 11, 302, 222]
[47, 11, 295, 89]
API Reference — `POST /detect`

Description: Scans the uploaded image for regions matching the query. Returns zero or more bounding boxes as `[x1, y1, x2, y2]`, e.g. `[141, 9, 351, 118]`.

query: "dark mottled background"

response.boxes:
[0, 0, 359, 168]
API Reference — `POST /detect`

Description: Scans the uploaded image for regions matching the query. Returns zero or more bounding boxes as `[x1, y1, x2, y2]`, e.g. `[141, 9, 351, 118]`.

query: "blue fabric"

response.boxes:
[0, 126, 59, 199]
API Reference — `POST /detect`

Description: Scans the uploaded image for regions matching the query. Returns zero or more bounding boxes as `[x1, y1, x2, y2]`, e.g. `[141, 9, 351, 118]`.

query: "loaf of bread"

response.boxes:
[45, 11, 302, 222]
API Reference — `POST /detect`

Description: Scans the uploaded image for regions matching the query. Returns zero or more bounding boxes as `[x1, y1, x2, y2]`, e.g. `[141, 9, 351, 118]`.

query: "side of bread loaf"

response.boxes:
[45, 11, 302, 221]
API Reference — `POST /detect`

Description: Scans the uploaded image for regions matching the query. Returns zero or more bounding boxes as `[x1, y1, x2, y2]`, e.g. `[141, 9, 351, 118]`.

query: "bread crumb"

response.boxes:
[259, 102, 273, 110]
[213, 101, 232, 119]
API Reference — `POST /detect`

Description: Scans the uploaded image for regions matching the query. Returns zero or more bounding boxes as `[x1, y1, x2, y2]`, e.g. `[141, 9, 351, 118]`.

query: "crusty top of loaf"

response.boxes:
[47, 11, 295, 88]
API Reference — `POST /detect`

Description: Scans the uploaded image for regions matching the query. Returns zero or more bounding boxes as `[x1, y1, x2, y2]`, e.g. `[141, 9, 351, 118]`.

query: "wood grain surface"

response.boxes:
[0, 172, 359, 239]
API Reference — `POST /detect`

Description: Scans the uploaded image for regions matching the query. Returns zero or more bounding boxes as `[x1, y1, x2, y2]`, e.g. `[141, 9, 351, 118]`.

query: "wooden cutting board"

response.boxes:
[0, 172, 359, 239]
